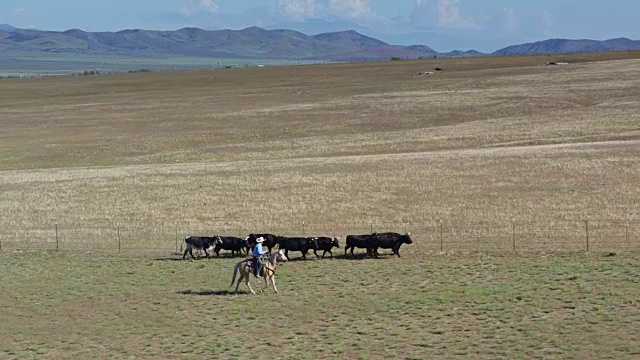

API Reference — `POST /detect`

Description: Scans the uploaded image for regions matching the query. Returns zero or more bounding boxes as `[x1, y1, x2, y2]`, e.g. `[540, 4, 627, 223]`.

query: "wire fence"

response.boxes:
[0, 219, 638, 255]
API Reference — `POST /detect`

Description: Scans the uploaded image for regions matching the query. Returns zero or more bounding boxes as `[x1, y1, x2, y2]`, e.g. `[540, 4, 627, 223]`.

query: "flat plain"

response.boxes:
[1, 52, 639, 359]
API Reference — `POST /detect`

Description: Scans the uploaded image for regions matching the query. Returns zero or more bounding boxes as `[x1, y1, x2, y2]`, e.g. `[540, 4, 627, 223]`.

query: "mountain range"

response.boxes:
[1, 25, 639, 61]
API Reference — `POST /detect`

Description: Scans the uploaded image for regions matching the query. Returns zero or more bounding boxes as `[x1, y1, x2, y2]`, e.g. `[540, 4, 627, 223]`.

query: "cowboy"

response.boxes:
[252, 237, 266, 277]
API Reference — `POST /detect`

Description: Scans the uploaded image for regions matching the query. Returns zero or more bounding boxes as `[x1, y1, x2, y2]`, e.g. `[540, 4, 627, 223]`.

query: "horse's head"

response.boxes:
[276, 249, 288, 263]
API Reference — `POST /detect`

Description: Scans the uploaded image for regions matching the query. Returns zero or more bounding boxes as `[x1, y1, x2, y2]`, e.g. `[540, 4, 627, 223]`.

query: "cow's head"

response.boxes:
[402, 233, 413, 244]
[214, 236, 223, 245]
[332, 237, 341, 248]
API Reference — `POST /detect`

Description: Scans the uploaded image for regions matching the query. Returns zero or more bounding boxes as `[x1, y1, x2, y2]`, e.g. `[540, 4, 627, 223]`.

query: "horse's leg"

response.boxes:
[234, 273, 243, 293]
[261, 275, 269, 293]
[271, 275, 278, 293]
[234, 265, 246, 293]
[246, 278, 257, 295]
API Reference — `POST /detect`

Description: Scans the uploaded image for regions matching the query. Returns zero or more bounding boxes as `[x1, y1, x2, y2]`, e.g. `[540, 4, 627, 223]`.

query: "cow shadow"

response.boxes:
[212, 253, 251, 259]
[155, 256, 187, 262]
[333, 253, 371, 260]
[155, 256, 216, 261]
[283, 256, 322, 262]
[176, 289, 237, 296]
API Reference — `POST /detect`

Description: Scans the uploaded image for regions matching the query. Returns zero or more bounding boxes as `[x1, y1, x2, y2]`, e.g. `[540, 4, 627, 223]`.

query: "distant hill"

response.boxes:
[494, 38, 640, 55]
[3, 25, 639, 61]
[0, 26, 478, 61]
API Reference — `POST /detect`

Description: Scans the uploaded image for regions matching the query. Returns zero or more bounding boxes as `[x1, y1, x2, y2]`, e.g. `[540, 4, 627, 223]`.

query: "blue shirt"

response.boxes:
[252, 243, 264, 257]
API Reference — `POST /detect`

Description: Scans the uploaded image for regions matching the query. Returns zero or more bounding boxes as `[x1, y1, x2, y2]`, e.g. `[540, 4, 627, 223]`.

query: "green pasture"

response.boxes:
[0, 251, 638, 359]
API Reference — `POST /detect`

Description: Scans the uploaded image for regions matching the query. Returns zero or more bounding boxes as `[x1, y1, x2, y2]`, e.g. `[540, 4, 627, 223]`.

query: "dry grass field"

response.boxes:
[1, 52, 640, 359]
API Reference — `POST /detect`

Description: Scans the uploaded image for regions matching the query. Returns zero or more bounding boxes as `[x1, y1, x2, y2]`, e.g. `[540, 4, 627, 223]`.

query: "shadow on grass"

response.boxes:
[331, 253, 373, 260]
[177, 289, 238, 296]
[284, 252, 375, 261]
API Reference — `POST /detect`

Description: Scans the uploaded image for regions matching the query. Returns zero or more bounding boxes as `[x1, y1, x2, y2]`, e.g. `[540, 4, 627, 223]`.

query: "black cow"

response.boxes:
[312, 237, 341, 259]
[345, 234, 373, 257]
[183, 236, 216, 260]
[214, 236, 249, 257]
[277, 237, 318, 260]
[368, 232, 413, 257]
[246, 233, 279, 255]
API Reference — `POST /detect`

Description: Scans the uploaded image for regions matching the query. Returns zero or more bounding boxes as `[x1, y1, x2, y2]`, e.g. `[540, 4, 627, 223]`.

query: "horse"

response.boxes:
[229, 249, 288, 294]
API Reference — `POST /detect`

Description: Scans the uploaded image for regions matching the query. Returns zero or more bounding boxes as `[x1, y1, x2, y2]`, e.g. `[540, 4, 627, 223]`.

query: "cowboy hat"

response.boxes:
[256, 237, 265, 243]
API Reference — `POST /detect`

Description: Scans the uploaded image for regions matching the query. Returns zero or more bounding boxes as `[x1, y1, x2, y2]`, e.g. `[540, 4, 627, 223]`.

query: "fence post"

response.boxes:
[302, 221, 305, 236]
[625, 223, 629, 248]
[55, 224, 59, 251]
[585, 220, 589, 252]
[176, 224, 180, 253]
[370, 222, 373, 234]
[117, 225, 121, 253]
[439, 220, 443, 252]
[512, 220, 516, 252]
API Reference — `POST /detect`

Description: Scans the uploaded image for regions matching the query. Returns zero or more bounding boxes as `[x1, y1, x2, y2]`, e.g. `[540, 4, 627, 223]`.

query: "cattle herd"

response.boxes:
[182, 232, 414, 260]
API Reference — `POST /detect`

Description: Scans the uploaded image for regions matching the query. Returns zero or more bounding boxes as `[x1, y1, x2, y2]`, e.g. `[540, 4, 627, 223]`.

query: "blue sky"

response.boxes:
[2, 1, 639, 51]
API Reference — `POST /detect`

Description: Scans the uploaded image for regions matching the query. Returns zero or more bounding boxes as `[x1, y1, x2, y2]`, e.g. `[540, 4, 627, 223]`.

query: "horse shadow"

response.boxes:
[176, 289, 237, 296]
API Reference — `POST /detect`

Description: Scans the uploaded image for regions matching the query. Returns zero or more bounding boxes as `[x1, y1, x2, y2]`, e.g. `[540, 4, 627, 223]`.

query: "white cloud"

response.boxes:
[277, 0, 372, 20]
[330, 0, 371, 18]
[11, 8, 26, 14]
[541, 9, 554, 37]
[500, 6, 518, 35]
[180, 0, 219, 17]
[278, 0, 318, 20]
[410, 0, 478, 29]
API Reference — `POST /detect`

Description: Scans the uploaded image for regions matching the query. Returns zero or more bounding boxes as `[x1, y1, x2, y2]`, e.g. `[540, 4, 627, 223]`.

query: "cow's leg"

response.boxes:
[284, 249, 289, 260]
[301, 250, 307, 260]
[189, 248, 196, 260]
[182, 249, 188, 260]
[344, 246, 349, 257]
[203, 248, 210, 259]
